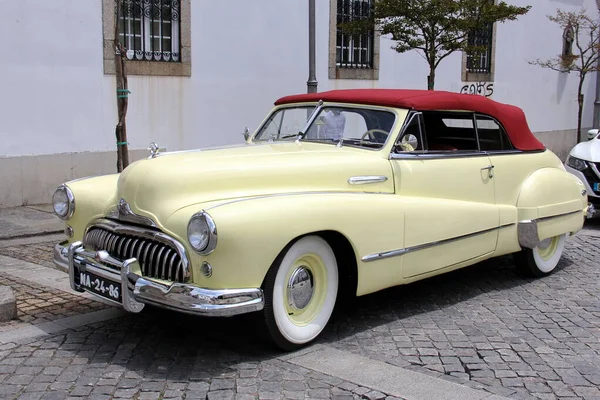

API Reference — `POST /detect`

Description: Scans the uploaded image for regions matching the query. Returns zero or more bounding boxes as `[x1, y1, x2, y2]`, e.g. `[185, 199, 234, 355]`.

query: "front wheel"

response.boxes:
[262, 236, 339, 351]
[513, 233, 567, 277]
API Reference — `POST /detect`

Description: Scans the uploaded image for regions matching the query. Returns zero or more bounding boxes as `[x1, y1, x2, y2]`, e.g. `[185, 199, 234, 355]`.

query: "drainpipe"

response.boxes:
[307, 0, 318, 93]
[594, 0, 600, 129]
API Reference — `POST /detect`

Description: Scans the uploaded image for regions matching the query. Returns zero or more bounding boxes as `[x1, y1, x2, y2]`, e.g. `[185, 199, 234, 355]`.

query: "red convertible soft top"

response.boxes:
[275, 89, 545, 151]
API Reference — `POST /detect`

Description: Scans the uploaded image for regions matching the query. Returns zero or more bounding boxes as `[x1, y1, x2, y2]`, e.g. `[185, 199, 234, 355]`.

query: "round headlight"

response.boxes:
[187, 211, 217, 254]
[52, 185, 75, 220]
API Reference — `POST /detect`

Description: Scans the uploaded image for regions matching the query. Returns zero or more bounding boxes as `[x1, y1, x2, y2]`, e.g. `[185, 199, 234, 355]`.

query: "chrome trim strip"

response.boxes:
[106, 198, 158, 228]
[535, 209, 581, 222]
[362, 223, 515, 262]
[518, 209, 583, 249]
[56, 242, 264, 317]
[390, 151, 490, 160]
[84, 219, 191, 282]
[348, 176, 389, 185]
[204, 191, 394, 211]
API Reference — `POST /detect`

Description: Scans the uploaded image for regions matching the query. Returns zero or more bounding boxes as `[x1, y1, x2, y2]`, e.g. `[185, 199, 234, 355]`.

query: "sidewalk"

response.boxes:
[0, 205, 122, 344]
[0, 204, 63, 240]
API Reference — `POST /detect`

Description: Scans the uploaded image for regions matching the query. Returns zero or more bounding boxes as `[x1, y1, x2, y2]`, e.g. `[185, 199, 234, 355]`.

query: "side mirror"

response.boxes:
[399, 134, 418, 151]
[242, 127, 251, 143]
[587, 129, 599, 141]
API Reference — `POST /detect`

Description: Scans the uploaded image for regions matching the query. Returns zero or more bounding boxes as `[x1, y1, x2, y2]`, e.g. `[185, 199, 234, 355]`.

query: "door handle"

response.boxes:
[481, 165, 494, 178]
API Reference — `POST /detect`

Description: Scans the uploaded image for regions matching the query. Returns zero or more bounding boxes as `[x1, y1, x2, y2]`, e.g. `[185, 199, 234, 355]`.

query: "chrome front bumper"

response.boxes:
[53, 242, 264, 317]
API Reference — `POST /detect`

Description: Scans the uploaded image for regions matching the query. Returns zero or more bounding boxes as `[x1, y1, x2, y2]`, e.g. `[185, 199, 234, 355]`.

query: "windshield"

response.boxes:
[254, 105, 396, 149]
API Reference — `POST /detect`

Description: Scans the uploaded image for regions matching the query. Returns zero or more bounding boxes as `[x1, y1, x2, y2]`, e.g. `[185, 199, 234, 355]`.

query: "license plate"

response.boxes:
[594, 183, 600, 192]
[78, 271, 122, 303]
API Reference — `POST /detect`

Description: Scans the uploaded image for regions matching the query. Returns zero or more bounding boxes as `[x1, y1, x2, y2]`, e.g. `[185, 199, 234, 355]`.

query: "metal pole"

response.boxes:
[307, 0, 318, 93]
[594, 0, 600, 129]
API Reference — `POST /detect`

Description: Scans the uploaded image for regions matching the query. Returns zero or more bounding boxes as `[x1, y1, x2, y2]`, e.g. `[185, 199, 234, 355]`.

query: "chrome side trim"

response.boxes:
[204, 191, 394, 211]
[390, 151, 490, 160]
[84, 219, 191, 282]
[59, 242, 264, 317]
[518, 209, 582, 249]
[362, 223, 515, 262]
[106, 198, 158, 228]
[348, 176, 389, 185]
[389, 150, 530, 160]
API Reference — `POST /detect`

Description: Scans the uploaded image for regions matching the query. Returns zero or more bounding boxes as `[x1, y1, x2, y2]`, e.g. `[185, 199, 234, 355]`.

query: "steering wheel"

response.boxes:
[360, 129, 389, 143]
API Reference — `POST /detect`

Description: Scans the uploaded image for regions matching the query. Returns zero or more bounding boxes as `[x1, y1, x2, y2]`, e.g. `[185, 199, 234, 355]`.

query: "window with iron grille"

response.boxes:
[118, 0, 180, 63]
[336, 0, 374, 69]
[466, 22, 494, 74]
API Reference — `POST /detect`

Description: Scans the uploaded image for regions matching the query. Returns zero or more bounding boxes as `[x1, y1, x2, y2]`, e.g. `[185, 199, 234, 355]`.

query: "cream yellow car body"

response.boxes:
[57, 102, 586, 299]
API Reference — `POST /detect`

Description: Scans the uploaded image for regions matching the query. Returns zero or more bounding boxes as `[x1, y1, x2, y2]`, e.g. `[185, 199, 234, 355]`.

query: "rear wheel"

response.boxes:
[514, 233, 567, 277]
[262, 236, 339, 351]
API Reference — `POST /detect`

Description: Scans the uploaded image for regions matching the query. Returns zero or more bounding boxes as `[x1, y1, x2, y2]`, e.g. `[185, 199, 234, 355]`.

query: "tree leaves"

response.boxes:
[339, 0, 530, 89]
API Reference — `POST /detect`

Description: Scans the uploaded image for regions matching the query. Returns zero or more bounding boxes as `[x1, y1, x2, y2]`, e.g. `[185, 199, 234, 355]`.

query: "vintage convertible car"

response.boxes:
[52, 89, 587, 350]
[565, 128, 600, 218]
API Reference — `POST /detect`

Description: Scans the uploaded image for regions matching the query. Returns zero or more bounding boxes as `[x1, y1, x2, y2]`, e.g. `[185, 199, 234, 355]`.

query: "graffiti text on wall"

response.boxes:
[460, 82, 494, 98]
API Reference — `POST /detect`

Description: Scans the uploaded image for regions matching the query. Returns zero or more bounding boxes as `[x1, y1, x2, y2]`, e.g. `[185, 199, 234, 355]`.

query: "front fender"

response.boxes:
[61, 174, 120, 242]
[165, 193, 407, 292]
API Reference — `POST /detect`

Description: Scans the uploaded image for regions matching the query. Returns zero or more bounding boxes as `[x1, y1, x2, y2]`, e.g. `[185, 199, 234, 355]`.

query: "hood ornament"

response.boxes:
[148, 142, 160, 158]
[118, 198, 132, 216]
[107, 198, 158, 228]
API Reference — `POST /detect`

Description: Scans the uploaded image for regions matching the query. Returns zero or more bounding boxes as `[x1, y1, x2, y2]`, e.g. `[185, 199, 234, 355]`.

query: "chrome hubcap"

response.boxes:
[287, 266, 314, 310]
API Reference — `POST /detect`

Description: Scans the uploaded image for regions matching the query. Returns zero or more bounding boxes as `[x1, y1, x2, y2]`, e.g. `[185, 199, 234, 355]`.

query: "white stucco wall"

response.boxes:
[0, 0, 597, 158]
[0, 0, 315, 158]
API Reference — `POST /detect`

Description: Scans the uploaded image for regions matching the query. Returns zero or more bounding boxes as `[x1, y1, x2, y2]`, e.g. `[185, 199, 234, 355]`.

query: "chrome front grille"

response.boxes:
[83, 222, 189, 283]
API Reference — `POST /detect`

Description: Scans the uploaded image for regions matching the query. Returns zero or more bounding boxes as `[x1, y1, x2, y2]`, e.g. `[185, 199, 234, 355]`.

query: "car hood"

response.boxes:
[113, 142, 394, 224]
[569, 137, 600, 162]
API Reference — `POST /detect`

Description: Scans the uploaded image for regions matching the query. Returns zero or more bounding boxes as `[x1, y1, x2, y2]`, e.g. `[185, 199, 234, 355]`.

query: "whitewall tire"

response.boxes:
[514, 233, 567, 277]
[262, 235, 339, 351]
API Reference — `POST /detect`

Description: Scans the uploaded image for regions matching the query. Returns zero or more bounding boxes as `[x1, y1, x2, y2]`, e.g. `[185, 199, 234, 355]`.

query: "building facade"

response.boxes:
[0, 0, 597, 207]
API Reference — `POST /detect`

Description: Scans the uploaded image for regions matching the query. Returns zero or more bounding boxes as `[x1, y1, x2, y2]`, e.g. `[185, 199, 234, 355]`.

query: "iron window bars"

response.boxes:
[117, 0, 181, 63]
[336, 0, 374, 69]
[466, 22, 494, 74]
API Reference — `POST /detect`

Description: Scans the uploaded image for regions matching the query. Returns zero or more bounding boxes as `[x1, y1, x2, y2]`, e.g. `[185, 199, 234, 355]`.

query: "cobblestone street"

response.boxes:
[0, 232, 599, 399]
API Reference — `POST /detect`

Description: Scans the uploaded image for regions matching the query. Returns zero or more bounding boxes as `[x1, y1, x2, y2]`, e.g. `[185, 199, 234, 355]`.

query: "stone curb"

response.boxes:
[0, 285, 17, 322]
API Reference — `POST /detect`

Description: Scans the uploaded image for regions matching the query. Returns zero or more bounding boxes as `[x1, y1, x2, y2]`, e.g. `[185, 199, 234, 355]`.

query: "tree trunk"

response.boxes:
[114, 0, 130, 172]
[427, 66, 435, 90]
[577, 76, 585, 144]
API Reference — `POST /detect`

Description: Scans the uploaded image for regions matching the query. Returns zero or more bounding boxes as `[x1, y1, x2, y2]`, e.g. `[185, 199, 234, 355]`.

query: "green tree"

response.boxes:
[529, 9, 600, 144]
[341, 0, 530, 90]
